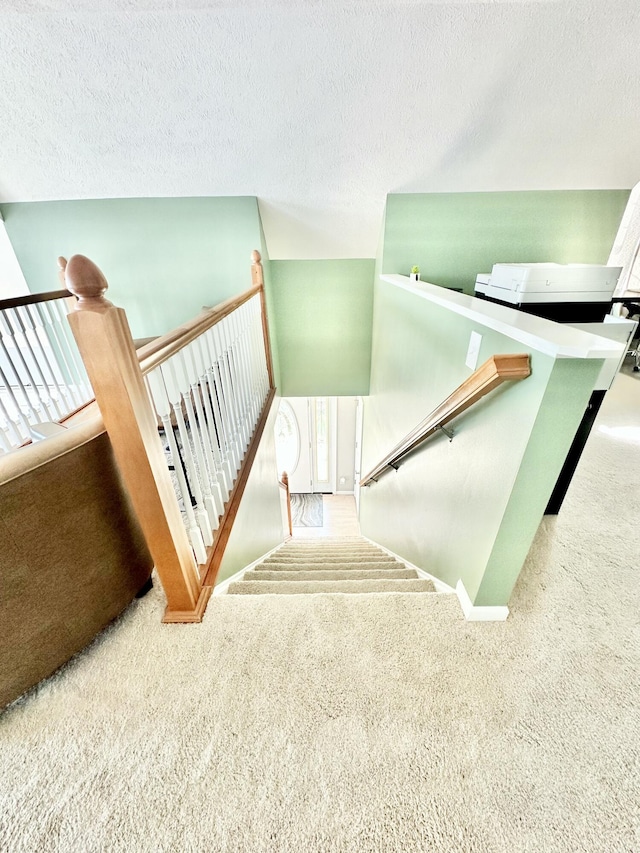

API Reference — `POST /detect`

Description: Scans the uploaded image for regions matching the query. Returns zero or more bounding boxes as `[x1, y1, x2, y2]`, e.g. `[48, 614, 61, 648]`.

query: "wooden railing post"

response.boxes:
[64, 254, 210, 623]
[281, 471, 292, 537]
[251, 250, 274, 389]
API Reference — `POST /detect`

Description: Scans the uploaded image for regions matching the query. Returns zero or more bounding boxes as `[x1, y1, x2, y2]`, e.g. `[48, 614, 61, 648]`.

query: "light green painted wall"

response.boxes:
[0, 197, 265, 340]
[270, 259, 374, 397]
[359, 278, 601, 606]
[216, 399, 284, 585]
[383, 190, 630, 293]
[474, 358, 601, 605]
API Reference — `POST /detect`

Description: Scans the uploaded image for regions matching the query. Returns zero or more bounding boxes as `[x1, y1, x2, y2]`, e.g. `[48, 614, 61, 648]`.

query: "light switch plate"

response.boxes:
[466, 331, 482, 370]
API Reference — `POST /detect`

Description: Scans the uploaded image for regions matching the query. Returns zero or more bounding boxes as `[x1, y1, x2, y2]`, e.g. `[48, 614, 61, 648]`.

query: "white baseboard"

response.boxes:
[334, 489, 355, 495]
[212, 540, 286, 595]
[360, 536, 456, 594]
[456, 580, 509, 622]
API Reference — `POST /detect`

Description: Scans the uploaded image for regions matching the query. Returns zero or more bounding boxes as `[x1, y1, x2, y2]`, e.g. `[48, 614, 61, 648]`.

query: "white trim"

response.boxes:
[212, 540, 286, 595]
[456, 580, 509, 622]
[335, 489, 355, 495]
[360, 536, 455, 594]
[380, 274, 625, 360]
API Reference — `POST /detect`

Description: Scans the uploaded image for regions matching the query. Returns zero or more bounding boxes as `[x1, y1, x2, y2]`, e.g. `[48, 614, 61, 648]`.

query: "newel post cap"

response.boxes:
[65, 254, 112, 309]
[251, 249, 262, 265]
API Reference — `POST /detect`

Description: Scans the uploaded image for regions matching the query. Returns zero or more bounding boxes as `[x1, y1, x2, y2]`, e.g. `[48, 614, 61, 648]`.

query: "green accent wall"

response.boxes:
[359, 277, 602, 606]
[383, 190, 630, 293]
[0, 197, 265, 341]
[216, 399, 284, 585]
[271, 259, 374, 396]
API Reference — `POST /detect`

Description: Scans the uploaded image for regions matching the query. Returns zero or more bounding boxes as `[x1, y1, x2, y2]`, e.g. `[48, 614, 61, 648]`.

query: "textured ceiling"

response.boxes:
[1, 1, 639, 258]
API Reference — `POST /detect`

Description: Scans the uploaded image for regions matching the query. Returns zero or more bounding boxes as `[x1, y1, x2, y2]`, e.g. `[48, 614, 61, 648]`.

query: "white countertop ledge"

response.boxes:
[381, 275, 625, 360]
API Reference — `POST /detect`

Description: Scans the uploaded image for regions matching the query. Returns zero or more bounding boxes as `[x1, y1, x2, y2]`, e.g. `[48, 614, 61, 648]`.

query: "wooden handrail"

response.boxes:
[360, 353, 531, 487]
[137, 284, 262, 375]
[279, 470, 292, 537]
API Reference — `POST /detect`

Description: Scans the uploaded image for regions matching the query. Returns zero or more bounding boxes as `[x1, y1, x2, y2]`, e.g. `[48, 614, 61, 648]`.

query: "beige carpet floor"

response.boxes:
[1, 373, 639, 852]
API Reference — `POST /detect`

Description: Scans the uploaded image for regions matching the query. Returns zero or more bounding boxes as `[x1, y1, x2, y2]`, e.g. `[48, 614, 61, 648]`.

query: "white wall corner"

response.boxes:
[456, 580, 510, 622]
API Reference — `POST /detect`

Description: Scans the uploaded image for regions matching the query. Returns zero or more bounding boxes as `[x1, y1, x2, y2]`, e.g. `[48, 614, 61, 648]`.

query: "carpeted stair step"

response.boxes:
[227, 578, 436, 595]
[263, 554, 398, 565]
[243, 568, 419, 582]
[262, 560, 403, 572]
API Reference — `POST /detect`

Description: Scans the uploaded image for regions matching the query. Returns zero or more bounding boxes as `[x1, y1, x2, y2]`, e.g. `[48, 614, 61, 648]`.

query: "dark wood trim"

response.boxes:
[0, 289, 72, 311]
[201, 387, 277, 588]
[137, 284, 262, 375]
[360, 353, 531, 487]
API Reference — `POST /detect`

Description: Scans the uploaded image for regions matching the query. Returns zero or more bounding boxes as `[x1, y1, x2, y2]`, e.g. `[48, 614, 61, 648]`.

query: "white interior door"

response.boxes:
[277, 396, 337, 494]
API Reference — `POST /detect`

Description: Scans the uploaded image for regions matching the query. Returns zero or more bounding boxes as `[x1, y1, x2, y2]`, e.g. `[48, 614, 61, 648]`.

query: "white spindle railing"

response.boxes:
[144, 292, 269, 566]
[0, 292, 94, 453]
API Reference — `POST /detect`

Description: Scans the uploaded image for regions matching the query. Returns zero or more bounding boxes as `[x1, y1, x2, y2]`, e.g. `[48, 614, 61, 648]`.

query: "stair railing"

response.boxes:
[360, 353, 531, 487]
[65, 250, 275, 623]
[0, 258, 93, 453]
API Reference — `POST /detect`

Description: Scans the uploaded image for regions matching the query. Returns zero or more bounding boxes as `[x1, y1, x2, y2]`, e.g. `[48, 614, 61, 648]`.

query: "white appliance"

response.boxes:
[475, 263, 621, 305]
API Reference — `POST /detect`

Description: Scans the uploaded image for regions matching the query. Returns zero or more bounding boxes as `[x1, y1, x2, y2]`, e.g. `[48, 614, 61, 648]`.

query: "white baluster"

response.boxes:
[217, 319, 245, 453]
[37, 302, 85, 408]
[210, 324, 241, 472]
[182, 342, 224, 525]
[195, 335, 232, 500]
[198, 331, 235, 493]
[232, 305, 255, 436]
[224, 313, 250, 449]
[5, 308, 60, 421]
[242, 300, 261, 424]
[53, 299, 93, 400]
[161, 354, 214, 547]
[20, 304, 72, 416]
[0, 312, 45, 426]
[146, 368, 208, 565]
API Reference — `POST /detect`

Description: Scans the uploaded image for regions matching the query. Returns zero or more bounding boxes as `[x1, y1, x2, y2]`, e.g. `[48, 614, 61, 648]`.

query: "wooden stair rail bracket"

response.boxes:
[65, 254, 211, 623]
[251, 250, 275, 389]
[360, 353, 531, 487]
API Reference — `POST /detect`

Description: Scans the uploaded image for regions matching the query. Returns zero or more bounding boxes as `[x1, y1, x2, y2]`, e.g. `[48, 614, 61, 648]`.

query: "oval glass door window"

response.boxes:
[274, 399, 300, 476]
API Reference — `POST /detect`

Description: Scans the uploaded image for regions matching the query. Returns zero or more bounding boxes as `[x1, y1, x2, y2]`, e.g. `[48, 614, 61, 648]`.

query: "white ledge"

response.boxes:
[381, 275, 625, 360]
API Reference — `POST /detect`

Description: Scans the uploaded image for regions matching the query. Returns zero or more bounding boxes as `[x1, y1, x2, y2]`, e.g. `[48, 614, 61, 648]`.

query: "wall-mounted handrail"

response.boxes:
[65, 249, 275, 623]
[360, 353, 531, 487]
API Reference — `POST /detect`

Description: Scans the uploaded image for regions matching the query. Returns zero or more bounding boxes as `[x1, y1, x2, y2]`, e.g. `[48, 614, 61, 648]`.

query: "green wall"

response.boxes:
[0, 197, 265, 341]
[270, 259, 374, 396]
[359, 278, 601, 606]
[216, 398, 284, 585]
[383, 190, 630, 293]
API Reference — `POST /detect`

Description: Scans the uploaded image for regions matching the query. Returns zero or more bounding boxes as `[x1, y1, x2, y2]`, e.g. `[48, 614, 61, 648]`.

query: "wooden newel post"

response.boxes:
[251, 249, 275, 389]
[64, 254, 210, 623]
[281, 471, 292, 537]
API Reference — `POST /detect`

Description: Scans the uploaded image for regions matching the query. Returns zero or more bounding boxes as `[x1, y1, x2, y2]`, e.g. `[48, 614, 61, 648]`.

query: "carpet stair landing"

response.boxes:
[227, 537, 436, 596]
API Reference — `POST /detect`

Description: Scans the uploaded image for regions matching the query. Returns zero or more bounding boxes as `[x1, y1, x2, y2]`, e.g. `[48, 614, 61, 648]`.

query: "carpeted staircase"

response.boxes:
[227, 537, 436, 595]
